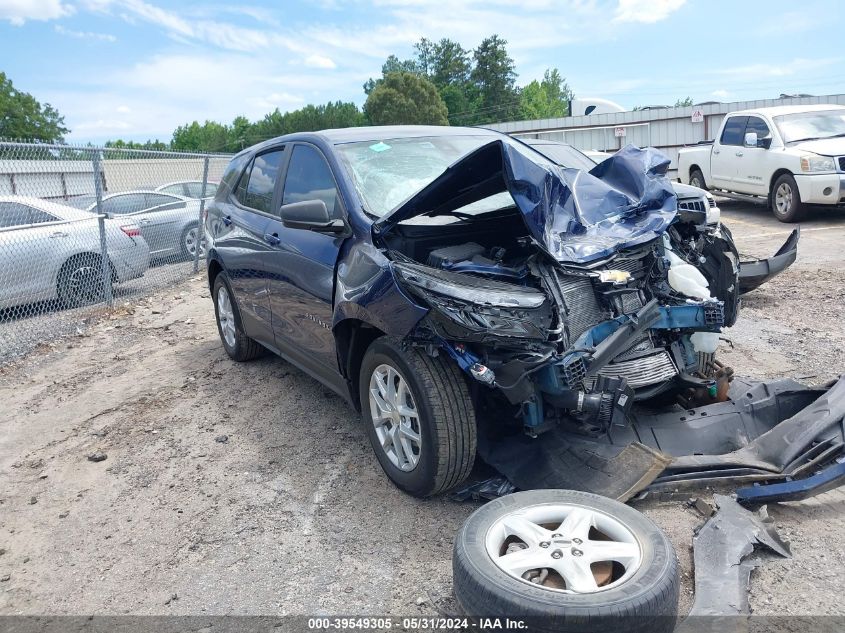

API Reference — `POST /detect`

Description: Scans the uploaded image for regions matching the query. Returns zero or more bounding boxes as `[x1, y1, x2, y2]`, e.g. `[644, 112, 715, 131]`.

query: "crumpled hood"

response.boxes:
[375, 139, 678, 264]
[791, 137, 845, 156]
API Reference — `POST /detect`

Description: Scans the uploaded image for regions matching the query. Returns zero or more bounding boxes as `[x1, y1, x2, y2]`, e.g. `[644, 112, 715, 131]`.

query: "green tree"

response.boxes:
[519, 68, 573, 119]
[470, 35, 519, 124]
[364, 54, 421, 95]
[0, 72, 69, 142]
[364, 72, 449, 126]
[171, 120, 230, 152]
[675, 97, 694, 107]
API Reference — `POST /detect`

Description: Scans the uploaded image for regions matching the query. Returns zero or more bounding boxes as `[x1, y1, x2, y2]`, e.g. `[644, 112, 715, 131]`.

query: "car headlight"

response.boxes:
[392, 261, 552, 339]
[800, 155, 836, 172]
[393, 261, 546, 308]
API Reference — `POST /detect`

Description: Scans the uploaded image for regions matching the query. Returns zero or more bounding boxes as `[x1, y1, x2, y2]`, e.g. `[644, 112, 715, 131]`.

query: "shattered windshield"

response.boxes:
[335, 135, 500, 217]
[774, 109, 845, 143]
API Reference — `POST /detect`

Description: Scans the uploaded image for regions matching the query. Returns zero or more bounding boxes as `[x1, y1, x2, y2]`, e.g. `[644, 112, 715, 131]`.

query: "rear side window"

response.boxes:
[720, 116, 747, 146]
[234, 150, 285, 213]
[282, 145, 343, 219]
[220, 153, 251, 197]
[0, 202, 57, 228]
[158, 183, 184, 195]
[102, 194, 149, 215]
[144, 193, 184, 210]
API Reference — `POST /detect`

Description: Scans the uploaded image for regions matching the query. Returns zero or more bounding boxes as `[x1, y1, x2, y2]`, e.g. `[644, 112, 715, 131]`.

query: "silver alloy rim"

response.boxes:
[67, 264, 102, 304]
[368, 363, 422, 472]
[217, 286, 236, 348]
[185, 227, 206, 257]
[691, 175, 702, 188]
[775, 182, 793, 214]
[485, 503, 642, 594]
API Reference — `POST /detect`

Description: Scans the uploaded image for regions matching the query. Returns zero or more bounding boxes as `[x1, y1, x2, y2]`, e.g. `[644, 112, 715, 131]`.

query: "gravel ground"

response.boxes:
[0, 201, 843, 618]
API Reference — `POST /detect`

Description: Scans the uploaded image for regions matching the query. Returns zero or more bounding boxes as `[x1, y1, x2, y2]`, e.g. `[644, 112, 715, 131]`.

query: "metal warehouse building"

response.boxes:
[487, 93, 845, 177]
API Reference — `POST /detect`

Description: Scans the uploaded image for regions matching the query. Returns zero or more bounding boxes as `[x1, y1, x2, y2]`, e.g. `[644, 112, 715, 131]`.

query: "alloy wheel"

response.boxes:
[775, 182, 793, 214]
[216, 285, 236, 348]
[184, 227, 206, 257]
[484, 503, 642, 594]
[368, 363, 422, 472]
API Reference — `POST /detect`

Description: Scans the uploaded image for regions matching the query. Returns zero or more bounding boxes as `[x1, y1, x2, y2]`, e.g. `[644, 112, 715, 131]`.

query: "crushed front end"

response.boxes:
[377, 140, 741, 440]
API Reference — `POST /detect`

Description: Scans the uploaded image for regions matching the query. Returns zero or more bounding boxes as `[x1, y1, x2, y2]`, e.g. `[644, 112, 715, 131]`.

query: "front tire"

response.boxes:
[771, 173, 805, 222]
[57, 253, 112, 308]
[359, 336, 476, 497]
[453, 490, 680, 633]
[689, 168, 706, 190]
[212, 272, 264, 362]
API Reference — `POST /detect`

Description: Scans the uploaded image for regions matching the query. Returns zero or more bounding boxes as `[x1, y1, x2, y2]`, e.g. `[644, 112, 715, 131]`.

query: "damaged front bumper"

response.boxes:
[738, 228, 799, 294]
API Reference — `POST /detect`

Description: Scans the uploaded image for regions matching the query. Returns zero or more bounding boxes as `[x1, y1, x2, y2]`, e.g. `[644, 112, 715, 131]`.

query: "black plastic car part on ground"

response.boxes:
[452, 489, 679, 633]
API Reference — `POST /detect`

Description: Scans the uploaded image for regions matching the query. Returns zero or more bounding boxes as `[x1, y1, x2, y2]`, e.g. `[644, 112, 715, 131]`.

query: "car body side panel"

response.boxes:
[333, 241, 428, 337]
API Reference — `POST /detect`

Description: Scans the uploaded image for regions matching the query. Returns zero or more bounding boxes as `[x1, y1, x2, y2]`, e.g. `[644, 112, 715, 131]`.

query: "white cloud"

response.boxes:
[0, 0, 74, 25]
[116, 104, 131, 113]
[711, 89, 729, 99]
[712, 57, 842, 79]
[54, 24, 117, 42]
[613, 0, 685, 24]
[304, 54, 337, 69]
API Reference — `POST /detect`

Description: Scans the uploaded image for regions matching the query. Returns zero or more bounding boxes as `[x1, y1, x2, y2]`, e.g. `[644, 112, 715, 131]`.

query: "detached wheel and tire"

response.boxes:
[57, 253, 112, 308]
[359, 336, 476, 497]
[689, 169, 706, 190]
[212, 272, 264, 362]
[453, 490, 679, 633]
[771, 173, 806, 222]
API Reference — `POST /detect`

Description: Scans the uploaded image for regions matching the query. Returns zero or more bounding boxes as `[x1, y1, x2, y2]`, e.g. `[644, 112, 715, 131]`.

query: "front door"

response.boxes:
[733, 116, 771, 196]
[264, 143, 347, 379]
[711, 115, 747, 189]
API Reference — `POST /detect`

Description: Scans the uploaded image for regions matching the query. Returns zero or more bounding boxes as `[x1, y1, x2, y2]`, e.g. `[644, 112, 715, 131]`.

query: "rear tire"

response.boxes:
[359, 336, 476, 497]
[57, 253, 112, 308]
[212, 272, 264, 362]
[771, 173, 805, 222]
[689, 169, 706, 190]
[181, 223, 206, 260]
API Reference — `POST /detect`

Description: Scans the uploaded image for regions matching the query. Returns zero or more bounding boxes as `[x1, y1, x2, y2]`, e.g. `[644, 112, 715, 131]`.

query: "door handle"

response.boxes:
[49, 231, 68, 238]
[138, 218, 151, 224]
[222, 215, 232, 227]
[736, 151, 744, 157]
[263, 233, 281, 246]
[713, 149, 720, 155]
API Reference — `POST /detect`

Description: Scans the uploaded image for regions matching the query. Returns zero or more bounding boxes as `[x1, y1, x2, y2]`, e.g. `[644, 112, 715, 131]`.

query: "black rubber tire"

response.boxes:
[358, 336, 476, 497]
[689, 168, 706, 190]
[771, 173, 806, 222]
[453, 490, 679, 633]
[212, 272, 265, 362]
[57, 253, 112, 308]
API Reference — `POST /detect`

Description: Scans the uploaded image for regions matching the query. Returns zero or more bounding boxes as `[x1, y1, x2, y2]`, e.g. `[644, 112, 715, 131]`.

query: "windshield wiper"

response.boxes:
[787, 133, 845, 143]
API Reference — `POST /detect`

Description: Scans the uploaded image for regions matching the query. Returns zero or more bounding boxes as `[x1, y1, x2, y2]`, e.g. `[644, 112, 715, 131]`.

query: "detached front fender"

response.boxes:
[738, 228, 799, 294]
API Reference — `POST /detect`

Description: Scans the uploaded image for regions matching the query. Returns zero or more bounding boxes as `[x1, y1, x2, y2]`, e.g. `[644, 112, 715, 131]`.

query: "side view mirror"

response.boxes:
[744, 132, 758, 148]
[280, 199, 347, 234]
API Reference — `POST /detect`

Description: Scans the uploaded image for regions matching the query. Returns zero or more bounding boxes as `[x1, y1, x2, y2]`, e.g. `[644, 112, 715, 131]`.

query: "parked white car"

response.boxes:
[678, 104, 845, 221]
[0, 196, 150, 310]
[154, 180, 219, 199]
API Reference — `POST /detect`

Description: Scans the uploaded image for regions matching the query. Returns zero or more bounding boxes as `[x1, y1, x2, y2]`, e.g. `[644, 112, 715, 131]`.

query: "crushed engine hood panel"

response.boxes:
[375, 140, 679, 264]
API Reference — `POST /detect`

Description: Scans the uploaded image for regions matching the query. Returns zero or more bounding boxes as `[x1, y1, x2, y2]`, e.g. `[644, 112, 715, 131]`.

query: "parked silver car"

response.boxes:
[0, 196, 150, 311]
[65, 191, 205, 260]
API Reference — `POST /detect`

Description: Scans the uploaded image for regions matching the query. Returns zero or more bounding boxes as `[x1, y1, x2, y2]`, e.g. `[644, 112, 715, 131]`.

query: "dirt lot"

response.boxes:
[1, 201, 844, 617]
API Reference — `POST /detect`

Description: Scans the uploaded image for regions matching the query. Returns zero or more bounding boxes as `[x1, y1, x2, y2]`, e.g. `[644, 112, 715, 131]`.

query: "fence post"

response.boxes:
[194, 155, 210, 273]
[92, 150, 114, 306]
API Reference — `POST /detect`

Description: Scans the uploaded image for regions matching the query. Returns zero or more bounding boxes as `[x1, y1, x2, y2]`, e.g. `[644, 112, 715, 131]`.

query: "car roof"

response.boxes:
[155, 180, 218, 188]
[729, 104, 845, 117]
[238, 125, 505, 157]
[103, 189, 191, 200]
[0, 195, 98, 221]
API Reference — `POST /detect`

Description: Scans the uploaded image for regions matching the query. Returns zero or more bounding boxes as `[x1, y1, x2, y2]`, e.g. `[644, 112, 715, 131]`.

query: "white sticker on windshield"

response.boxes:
[369, 141, 391, 152]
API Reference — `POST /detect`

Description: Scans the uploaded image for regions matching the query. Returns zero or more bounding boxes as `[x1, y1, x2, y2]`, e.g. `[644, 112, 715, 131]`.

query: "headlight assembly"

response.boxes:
[799, 155, 836, 172]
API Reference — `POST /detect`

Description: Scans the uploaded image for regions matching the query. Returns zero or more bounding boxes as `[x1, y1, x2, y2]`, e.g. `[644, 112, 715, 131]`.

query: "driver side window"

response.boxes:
[282, 145, 343, 219]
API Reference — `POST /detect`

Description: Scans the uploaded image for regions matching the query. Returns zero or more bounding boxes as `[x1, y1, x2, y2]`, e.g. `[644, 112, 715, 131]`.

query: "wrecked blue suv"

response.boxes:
[205, 126, 753, 497]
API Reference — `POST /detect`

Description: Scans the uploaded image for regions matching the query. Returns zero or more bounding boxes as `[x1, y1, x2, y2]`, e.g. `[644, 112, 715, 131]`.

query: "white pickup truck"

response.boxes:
[678, 104, 845, 222]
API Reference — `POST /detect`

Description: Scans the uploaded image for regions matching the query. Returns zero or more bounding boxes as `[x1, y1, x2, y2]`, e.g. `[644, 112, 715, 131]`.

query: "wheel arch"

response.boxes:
[334, 317, 386, 412]
[688, 164, 704, 184]
[768, 168, 794, 202]
[207, 256, 223, 292]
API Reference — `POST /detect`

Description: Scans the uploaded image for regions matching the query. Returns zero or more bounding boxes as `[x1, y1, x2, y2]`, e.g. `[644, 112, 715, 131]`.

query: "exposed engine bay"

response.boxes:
[379, 142, 741, 439]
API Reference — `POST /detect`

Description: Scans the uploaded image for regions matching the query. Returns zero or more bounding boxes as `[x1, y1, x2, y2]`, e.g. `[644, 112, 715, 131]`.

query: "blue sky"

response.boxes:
[0, 0, 842, 143]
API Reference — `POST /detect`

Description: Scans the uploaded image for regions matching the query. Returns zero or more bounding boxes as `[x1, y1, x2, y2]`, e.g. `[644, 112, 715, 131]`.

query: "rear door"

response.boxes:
[711, 116, 747, 189]
[214, 147, 287, 344]
[264, 142, 348, 380]
[0, 203, 64, 307]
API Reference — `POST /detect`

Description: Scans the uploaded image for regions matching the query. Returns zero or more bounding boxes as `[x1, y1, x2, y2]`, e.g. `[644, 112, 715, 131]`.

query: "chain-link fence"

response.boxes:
[0, 140, 233, 363]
